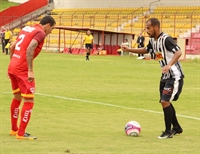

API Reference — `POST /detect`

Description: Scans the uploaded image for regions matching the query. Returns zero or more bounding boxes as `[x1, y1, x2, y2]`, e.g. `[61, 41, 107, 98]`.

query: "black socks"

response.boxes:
[163, 106, 173, 132]
[170, 104, 180, 128]
[86, 52, 90, 60]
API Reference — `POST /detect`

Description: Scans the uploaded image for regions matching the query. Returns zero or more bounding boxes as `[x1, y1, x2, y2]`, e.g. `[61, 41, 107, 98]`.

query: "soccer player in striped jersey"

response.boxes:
[8, 16, 56, 140]
[122, 18, 184, 139]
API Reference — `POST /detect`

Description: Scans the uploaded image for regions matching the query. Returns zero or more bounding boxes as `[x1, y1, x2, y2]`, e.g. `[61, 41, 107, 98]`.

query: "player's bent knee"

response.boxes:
[14, 93, 22, 101]
[161, 100, 170, 108]
[24, 98, 34, 103]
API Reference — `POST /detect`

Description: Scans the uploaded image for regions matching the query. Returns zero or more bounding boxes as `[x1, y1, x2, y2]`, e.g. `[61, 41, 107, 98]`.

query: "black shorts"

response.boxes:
[85, 44, 93, 49]
[159, 78, 183, 102]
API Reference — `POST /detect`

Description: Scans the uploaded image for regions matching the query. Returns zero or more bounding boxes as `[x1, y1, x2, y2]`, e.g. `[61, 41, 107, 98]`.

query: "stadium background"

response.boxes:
[1, 0, 200, 58]
[0, 1, 199, 154]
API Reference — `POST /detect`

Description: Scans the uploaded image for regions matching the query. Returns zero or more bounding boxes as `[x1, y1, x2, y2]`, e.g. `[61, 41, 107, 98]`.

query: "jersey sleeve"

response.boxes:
[33, 31, 46, 44]
[145, 40, 153, 53]
[165, 37, 181, 53]
[9, 31, 12, 36]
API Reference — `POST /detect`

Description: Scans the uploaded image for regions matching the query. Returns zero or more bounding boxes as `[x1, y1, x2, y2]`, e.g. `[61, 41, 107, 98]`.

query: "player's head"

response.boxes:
[1, 26, 5, 30]
[145, 18, 160, 38]
[86, 30, 91, 35]
[40, 15, 56, 36]
[124, 39, 128, 42]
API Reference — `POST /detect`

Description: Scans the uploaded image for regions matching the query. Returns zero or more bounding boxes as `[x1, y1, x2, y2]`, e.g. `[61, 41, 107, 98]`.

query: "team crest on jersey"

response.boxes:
[155, 52, 164, 60]
[30, 87, 35, 94]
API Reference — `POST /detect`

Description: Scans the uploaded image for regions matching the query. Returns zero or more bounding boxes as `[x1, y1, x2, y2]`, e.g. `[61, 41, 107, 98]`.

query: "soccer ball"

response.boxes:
[125, 121, 141, 137]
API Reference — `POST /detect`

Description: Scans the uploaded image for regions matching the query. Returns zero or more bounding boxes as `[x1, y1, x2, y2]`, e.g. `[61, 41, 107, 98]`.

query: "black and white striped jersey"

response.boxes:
[146, 32, 184, 81]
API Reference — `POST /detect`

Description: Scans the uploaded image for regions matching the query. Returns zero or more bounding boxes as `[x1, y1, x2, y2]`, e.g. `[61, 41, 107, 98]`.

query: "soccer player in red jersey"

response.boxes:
[8, 16, 56, 140]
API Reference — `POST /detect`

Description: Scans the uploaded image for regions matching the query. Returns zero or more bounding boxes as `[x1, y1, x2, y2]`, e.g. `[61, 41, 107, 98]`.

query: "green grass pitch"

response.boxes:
[0, 52, 199, 154]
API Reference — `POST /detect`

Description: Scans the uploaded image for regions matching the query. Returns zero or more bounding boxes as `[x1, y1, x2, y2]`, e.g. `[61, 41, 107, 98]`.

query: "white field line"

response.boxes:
[36, 93, 200, 121]
[3, 92, 200, 121]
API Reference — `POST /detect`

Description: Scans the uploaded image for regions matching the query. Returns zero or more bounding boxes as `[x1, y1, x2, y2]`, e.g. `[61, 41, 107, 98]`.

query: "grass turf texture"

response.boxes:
[0, 52, 200, 154]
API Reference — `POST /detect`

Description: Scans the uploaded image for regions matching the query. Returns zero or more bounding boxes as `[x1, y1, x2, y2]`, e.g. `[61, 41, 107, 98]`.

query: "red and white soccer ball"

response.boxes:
[125, 121, 141, 137]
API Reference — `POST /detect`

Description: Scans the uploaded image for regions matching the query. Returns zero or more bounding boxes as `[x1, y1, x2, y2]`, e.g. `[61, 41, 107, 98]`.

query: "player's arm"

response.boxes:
[26, 39, 38, 82]
[162, 37, 182, 74]
[92, 38, 94, 45]
[136, 37, 140, 44]
[168, 51, 182, 66]
[82, 37, 85, 47]
[9, 31, 12, 42]
[121, 45, 148, 54]
[91, 35, 94, 44]
[9, 40, 17, 60]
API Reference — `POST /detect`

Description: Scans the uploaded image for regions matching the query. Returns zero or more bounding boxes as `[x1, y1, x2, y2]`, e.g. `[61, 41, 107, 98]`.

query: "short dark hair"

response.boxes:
[146, 18, 160, 28]
[40, 15, 56, 26]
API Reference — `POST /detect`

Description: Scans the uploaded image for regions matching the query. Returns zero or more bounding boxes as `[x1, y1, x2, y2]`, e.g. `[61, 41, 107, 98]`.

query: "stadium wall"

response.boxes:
[9, 0, 200, 8]
[53, 0, 200, 8]
[0, 0, 48, 27]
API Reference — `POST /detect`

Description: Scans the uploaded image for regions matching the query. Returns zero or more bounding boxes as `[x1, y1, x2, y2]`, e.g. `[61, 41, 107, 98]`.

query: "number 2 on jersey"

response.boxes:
[15, 34, 25, 51]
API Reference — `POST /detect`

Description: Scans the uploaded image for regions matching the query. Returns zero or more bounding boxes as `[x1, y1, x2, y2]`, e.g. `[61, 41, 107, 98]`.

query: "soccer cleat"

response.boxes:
[172, 126, 183, 135]
[158, 131, 174, 139]
[10, 130, 18, 136]
[16, 133, 37, 140]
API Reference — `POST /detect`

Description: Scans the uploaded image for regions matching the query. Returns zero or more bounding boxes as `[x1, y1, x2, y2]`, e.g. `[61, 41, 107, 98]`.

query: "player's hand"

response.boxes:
[6, 73, 10, 79]
[162, 65, 171, 74]
[121, 45, 129, 52]
[27, 70, 34, 82]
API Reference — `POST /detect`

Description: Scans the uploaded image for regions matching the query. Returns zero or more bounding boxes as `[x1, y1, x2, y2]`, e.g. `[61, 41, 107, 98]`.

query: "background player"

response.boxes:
[122, 18, 184, 139]
[136, 32, 145, 58]
[4, 27, 12, 55]
[82, 30, 94, 60]
[8, 15, 56, 140]
[0, 26, 6, 53]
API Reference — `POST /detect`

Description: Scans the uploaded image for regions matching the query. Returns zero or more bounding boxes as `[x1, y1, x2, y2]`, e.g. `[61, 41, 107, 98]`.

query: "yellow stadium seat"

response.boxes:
[43, 6, 200, 49]
[13, 28, 20, 33]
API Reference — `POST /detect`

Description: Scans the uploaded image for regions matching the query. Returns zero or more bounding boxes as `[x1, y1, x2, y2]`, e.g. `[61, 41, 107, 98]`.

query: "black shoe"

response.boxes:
[158, 131, 174, 139]
[172, 126, 183, 135]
